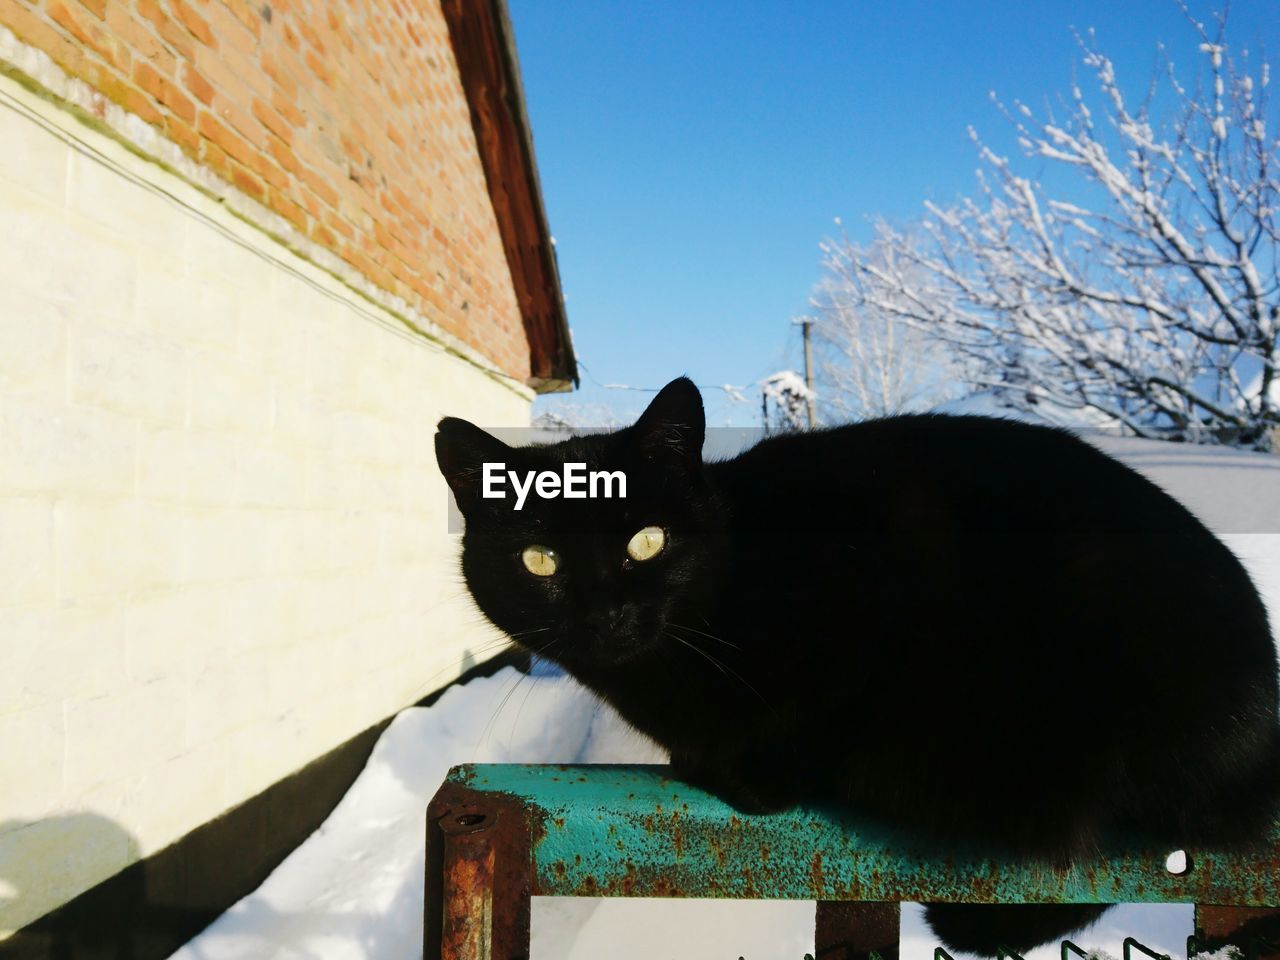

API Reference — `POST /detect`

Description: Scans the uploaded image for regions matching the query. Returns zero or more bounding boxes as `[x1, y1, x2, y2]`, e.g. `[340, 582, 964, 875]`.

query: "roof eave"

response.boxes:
[442, 0, 577, 394]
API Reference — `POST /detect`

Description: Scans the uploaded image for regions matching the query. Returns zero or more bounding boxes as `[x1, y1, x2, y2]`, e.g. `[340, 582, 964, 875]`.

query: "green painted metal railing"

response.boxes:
[425, 763, 1280, 960]
[447, 763, 1280, 906]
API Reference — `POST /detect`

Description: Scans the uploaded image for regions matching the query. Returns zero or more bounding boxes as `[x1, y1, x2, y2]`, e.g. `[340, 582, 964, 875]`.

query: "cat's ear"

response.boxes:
[632, 376, 705, 474]
[435, 417, 510, 514]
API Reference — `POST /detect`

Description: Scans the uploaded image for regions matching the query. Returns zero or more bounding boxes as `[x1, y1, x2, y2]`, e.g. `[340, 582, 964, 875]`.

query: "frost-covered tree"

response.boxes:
[838, 9, 1279, 449]
[812, 229, 964, 420]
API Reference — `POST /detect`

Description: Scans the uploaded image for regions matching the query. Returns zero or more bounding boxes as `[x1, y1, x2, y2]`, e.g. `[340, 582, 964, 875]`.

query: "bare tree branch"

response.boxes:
[833, 14, 1279, 450]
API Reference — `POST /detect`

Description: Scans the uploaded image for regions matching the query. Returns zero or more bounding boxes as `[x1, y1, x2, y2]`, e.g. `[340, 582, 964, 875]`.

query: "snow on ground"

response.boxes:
[167, 671, 664, 960]
[171, 436, 1280, 960]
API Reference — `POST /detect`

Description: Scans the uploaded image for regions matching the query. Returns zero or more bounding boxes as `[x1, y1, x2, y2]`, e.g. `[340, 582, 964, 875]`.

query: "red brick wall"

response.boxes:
[0, 0, 532, 380]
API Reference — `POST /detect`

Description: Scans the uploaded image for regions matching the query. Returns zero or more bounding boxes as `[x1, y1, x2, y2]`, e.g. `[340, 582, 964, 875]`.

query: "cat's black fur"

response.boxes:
[435, 377, 1280, 955]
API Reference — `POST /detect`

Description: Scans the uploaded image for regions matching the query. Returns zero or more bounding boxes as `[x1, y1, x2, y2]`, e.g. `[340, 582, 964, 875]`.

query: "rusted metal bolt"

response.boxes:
[437, 803, 499, 836]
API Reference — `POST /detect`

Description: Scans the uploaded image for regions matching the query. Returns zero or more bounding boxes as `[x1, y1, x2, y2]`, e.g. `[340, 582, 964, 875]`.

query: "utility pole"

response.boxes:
[800, 317, 816, 428]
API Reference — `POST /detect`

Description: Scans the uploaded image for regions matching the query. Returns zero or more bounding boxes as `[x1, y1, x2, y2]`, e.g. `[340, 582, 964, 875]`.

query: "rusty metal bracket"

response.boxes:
[425, 780, 535, 960]
[815, 900, 900, 960]
[1193, 906, 1280, 960]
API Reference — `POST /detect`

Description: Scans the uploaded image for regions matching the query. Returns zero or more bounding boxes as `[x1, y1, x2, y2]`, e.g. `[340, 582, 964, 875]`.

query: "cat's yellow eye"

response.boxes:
[626, 526, 666, 562]
[521, 545, 559, 577]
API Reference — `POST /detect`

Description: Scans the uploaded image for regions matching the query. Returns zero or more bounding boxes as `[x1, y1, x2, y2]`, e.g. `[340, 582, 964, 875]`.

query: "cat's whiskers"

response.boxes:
[667, 620, 738, 650]
[508, 626, 552, 641]
[509, 674, 540, 742]
[402, 623, 555, 712]
[398, 636, 524, 705]
[524, 633, 562, 660]
[508, 637, 564, 741]
[662, 630, 776, 718]
[474, 628, 557, 748]
[477, 668, 528, 749]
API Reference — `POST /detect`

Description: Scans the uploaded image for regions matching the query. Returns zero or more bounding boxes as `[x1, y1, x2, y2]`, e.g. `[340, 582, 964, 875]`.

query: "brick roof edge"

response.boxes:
[441, 0, 578, 394]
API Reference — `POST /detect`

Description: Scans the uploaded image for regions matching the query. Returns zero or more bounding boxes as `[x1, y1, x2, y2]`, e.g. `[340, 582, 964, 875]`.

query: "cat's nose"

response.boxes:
[586, 606, 627, 633]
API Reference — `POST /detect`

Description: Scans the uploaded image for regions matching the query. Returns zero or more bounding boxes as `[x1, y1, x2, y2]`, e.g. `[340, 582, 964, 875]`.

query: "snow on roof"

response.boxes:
[934, 391, 1280, 533]
[1087, 432, 1280, 534]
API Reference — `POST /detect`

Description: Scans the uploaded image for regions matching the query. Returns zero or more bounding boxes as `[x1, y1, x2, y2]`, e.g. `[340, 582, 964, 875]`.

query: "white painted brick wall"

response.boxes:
[0, 72, 531, 937]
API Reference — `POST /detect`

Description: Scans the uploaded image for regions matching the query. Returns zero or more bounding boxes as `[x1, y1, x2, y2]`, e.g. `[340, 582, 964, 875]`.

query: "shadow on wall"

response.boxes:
[0, 653, 535, 960]
[0, 806, 309, 960]
[0, 812, 145, 959]
[0, 807, 295, 960]
[0, 806, 389, 960]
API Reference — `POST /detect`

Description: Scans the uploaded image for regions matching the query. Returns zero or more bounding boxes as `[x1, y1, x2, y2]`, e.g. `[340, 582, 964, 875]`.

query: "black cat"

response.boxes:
[435, 376, 1280, 955]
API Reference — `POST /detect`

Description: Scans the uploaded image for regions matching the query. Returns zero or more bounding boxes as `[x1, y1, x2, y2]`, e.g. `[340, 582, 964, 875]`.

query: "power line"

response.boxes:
[576, 360, 750, 402]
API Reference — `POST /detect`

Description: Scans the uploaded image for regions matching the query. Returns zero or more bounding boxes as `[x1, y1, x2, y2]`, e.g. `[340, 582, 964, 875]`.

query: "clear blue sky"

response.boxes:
[508, 1, 1276, 426]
